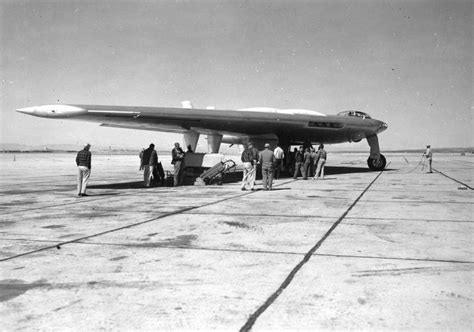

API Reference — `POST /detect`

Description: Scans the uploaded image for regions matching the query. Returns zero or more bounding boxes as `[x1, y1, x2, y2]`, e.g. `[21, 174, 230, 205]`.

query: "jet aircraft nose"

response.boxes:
[16, 106, 37, 115]
[376, 121, 388, 134]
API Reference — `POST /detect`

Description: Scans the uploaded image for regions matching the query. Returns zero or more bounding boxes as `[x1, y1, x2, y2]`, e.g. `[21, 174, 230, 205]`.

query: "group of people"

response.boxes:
[139, 143, 160, 187]
[240, 142, 275, 191]
[292, 144, 327, 180]
[75, 142, 434, 197]
[139, 142, 186, 187]
[75, 141, 328, 196]
[240, 142, 328, 191]
[75, 142, 187, 197]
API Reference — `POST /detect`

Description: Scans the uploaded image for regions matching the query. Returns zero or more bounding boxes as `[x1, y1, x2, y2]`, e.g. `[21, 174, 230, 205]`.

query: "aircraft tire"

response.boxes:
[367, 154, 386, 171]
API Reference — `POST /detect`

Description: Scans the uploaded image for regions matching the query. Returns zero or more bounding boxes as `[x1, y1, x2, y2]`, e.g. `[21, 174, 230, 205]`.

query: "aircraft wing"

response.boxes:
[17, 103, 388, 169]
[16, 104, 329, 136]
[16, 104, 387, 149]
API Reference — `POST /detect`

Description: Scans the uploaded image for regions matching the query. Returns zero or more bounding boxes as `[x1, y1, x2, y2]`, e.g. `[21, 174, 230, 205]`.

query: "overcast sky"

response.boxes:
[1, 0, 472, 151]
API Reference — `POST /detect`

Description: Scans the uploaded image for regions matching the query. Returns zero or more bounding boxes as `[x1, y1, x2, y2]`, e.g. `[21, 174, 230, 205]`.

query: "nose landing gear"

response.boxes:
[366, 134, 387, 171]
[367, 154, 386, 171]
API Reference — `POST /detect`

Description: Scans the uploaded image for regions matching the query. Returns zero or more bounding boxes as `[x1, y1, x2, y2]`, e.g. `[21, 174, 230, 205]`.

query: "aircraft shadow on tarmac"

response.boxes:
[252, 187, 291, 191]
[284, 166, 395, 177]
[323, 166, 392, 175]
[87, 167, 394, 190]
[88, 181, 148, 190]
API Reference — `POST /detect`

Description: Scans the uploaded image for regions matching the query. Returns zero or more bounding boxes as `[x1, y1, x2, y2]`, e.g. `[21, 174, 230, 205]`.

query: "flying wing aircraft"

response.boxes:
[16, 102, 388, 170]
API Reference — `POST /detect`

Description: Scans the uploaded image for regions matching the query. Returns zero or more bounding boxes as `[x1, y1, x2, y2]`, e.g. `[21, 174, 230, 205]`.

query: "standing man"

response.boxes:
[423, 144, 433, 173]
[310, 147, 318, 177]
[142, 143, 157, 187]
[259, 143, 276, 190]
[241, 142, 258, 191]
[149, 144, 159, 186]
[303, 148, 312, 180]
[314, 144, 327, 180]
[172, 142, 186, 186]
[139, 148, 145, 171]
[76, 143, 91, 197]
[288, 147, 297, 176]
[273, 143, 285, 180]
[293, 146, 305, 179]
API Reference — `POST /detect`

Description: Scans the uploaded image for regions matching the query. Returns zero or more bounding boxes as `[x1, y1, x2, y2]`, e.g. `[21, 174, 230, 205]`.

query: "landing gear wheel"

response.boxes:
[367, 154, 386, 171]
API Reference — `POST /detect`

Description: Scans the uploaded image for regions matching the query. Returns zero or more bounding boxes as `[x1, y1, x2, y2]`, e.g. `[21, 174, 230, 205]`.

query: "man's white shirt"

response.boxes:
[274, 146, 285, 159]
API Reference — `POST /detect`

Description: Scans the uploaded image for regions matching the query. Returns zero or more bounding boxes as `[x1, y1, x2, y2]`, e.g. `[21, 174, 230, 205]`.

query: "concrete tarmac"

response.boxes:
[0, 152, 472, 330]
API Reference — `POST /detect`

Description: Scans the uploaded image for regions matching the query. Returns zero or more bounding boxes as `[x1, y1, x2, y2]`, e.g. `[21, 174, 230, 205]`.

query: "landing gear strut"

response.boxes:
[366, 134, 387, 171]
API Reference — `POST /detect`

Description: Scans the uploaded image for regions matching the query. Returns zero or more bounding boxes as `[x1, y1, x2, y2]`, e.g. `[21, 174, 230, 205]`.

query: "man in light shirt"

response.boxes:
[313, 144, 327, 180]
[273, 144, 285, 179]
[423, 144, 433, 173]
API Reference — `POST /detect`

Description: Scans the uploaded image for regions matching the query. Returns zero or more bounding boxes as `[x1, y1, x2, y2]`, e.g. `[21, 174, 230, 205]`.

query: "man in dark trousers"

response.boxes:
[273, 144, 285, 180]
[149, 144, 159, 185]
[259, 143, 276, 190]
[171, 142, 186, 186]
[310, 147, 318, 177]
[422, 144, 433, 173]
[303, 147, 312, 180]
[76, 143, 92, 197]
[293, 146, 305, 179]
[142, 143, 158, 187]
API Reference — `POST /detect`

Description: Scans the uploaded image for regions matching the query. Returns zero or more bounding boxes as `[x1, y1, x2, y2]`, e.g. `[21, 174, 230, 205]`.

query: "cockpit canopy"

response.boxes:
[337, 110, 372, 119]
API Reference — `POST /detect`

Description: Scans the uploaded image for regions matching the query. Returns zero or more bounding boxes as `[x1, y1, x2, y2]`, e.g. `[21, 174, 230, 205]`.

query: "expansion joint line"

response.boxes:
[240, 168, 386, 332]
[0, 179, 295, 263]
[434, 168, 473, 190]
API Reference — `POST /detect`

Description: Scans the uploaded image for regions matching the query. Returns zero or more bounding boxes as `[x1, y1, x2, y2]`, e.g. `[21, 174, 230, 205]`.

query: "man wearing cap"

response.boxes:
[241, 142, 258, 190]
[259, 143, 276, 190]
[76, 143, 91, 197]
[423, 144, 433, 173]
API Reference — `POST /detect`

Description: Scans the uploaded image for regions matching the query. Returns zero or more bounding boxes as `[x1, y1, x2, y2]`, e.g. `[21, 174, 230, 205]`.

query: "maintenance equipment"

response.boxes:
[195, 160, 237, 185]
